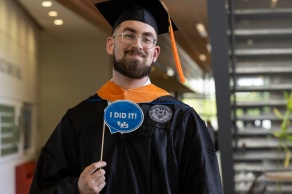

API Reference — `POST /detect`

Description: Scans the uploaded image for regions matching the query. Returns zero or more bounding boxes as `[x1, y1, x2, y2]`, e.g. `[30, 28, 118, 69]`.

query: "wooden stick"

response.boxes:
[97, 121, 106, 194]
[100, 121, 106, 161]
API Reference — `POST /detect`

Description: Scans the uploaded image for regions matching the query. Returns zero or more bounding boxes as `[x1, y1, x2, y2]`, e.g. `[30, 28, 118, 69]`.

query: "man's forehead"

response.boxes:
[117, 20, 157, 35]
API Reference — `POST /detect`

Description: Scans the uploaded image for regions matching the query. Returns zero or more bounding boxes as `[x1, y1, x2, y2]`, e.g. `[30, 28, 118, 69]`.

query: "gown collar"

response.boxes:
[97, 80, 170, 103]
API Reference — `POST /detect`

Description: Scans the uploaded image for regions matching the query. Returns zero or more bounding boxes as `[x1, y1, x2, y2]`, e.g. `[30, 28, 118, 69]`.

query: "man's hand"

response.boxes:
[78, 161, 107, 194]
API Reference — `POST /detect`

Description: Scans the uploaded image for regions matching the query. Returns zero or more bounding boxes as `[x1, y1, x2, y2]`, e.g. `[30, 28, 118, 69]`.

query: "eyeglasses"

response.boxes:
[113, 31, 157, 49]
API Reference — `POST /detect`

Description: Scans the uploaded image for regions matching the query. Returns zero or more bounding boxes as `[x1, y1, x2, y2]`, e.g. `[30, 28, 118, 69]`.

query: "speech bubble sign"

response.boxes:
[104, 100, 144, 134]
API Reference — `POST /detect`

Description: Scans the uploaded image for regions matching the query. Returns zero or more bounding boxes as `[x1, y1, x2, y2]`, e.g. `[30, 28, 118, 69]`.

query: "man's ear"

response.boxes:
[106, 37, 114, 55]
[152, 45, 160, 63]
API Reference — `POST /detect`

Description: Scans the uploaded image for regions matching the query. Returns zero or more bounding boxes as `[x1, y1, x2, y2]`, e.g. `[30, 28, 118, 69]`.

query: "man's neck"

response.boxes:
[112, 73, 150, 90]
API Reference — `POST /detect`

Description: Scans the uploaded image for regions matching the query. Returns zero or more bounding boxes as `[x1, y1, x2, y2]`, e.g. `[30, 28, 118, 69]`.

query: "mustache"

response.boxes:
[124, 49, 146, 57]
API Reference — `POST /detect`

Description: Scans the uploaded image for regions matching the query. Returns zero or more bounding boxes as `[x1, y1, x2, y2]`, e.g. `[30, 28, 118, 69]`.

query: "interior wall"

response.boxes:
[0, 1, 40, 194]
[39, 37, 111, 150]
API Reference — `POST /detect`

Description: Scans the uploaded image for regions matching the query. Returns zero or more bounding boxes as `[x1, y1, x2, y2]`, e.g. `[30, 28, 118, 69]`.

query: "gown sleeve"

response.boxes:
[174, 108, 223, 194]
[29, 112, 81, 194]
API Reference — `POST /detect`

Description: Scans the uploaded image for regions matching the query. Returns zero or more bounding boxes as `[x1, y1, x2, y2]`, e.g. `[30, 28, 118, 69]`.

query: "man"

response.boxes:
[29, 0, 223, 193]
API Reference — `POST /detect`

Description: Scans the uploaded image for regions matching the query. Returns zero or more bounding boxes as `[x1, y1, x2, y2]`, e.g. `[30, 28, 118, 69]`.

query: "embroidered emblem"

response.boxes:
[149, 105, 172, 123]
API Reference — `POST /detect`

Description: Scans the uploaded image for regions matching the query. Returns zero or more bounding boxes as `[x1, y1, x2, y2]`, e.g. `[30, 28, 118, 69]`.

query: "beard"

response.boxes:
[113, 50, 152, 79]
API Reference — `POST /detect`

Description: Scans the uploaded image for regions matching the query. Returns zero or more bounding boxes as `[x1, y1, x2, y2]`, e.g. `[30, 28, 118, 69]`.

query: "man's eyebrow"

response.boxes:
[123, 27, 155, 37]
[123, 27, 136, 33]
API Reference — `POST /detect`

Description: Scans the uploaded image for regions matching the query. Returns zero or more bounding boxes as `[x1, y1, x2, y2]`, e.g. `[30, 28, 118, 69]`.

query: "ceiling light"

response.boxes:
[225, 2, 229, 10]
[199, 54, 207, 61]
[271, 0, 278, 7]
[54, 19, 63, 25]
[166, 67, 174, 77]
[196, 23, 208, 38]
[206, 43, 212, 53]
[48, 11, 58, 17]
[42, 1, 52, 7]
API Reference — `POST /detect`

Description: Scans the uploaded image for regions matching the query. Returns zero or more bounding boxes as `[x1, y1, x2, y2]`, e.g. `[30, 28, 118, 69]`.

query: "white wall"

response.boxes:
[0, 1, 40, 194]
[39, 37, 111, 149]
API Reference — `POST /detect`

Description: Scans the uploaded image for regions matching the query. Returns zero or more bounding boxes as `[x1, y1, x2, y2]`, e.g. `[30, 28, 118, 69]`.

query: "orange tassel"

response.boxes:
[161, 1, 185, 83]
[168, 18, 185, 83]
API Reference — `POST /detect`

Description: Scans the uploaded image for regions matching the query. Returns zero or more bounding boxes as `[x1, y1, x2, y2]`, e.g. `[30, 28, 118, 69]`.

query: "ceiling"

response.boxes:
[17, 0, 211, 93]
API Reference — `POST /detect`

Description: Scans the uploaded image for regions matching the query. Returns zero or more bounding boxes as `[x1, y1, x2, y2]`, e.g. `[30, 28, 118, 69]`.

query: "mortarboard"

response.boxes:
[95, 0, 177, 34]
[95, 0, 185, 83]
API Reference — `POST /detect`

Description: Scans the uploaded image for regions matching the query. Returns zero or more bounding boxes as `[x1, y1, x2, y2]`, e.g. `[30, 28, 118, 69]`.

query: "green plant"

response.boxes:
[273, 91, 292, 168]
[273, 91, 292, 194]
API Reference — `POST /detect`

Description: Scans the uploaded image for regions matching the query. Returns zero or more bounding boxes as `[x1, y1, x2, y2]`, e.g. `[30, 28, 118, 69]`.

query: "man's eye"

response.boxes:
[142, 36, 152, 43]
[124, 33, 135, 39]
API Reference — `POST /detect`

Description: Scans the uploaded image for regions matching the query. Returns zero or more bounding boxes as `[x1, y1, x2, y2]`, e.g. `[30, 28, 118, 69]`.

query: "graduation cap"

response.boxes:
[95, 0, 185, 83]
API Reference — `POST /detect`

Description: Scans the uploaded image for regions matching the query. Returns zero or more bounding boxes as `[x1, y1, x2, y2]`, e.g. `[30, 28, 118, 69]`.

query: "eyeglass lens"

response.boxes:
[121, 32, 155, 49]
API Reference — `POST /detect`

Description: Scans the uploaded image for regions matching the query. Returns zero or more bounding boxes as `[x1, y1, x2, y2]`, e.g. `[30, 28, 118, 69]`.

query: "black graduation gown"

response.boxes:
[29, 94, 223, 194]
